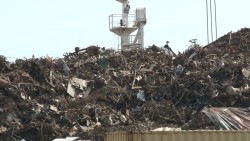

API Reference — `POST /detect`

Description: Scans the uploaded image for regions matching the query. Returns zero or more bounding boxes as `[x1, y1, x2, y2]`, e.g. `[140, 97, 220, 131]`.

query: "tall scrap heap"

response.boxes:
[0, 28, 249, 140]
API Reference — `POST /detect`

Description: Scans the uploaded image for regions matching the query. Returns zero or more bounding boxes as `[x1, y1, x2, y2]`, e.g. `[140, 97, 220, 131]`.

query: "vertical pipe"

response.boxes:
[206, 0, 210, 44]
[140, 22, 144, 48]
[214, 0, 218, 40]
[120, 28, 124, 48]
[121, 0, 129, 48]
[210, 0, 214, 42]
[122, 1, 129, 26]
[117, 34, 119, 50]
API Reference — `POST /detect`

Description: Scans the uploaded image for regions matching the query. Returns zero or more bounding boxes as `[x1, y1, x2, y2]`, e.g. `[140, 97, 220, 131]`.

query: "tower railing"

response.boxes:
[109, 14, 136, 30]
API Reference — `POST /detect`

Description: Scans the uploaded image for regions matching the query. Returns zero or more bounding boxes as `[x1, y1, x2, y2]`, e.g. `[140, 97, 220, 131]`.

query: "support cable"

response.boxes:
[210, 0, 214, 42]
[206, 0, 210, 44]
[214, 0, 218, 40]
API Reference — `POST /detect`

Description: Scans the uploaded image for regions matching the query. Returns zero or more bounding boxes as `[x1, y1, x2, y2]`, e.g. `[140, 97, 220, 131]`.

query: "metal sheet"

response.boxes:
[202, 107, 250, 130]
[105, 131, 250, 141]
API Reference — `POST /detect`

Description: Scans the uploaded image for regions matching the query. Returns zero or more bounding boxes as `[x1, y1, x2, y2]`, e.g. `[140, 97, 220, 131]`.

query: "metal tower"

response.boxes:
[109, 0, 147, 50]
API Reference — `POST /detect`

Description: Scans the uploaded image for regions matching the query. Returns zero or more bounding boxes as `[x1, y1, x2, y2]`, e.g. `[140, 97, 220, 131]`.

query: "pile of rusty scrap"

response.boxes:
[0, 28, 250, 140]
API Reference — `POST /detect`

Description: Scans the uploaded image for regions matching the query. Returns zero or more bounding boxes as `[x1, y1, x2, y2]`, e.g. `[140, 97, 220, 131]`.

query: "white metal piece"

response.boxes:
[136, 8, 146, 22]
[53, 137, 80, 141]
[67, 82, 75, 97]
[151, 127, 181, 131]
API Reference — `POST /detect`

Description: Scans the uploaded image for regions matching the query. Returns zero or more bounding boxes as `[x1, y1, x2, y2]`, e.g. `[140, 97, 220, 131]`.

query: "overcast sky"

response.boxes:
[0, 0, 249, 61]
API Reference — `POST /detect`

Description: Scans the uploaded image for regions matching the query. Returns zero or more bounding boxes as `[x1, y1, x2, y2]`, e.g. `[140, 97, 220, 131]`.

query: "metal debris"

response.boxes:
[0, 28, 249, 140]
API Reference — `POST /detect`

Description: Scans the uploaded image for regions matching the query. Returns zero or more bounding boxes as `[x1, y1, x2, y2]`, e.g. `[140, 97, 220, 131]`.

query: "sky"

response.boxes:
[0, 0, 249, 61]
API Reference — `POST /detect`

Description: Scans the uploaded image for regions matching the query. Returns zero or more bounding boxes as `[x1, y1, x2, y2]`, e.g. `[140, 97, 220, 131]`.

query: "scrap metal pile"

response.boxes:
[0, 28, 250, 140]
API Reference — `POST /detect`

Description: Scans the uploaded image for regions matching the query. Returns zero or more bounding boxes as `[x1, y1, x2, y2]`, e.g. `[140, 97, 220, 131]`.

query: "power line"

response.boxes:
[206, 0, 218, 44]
[210, 0, 214, 42]
[214, 0, 218, 40]
[206, 0, 210, 44]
